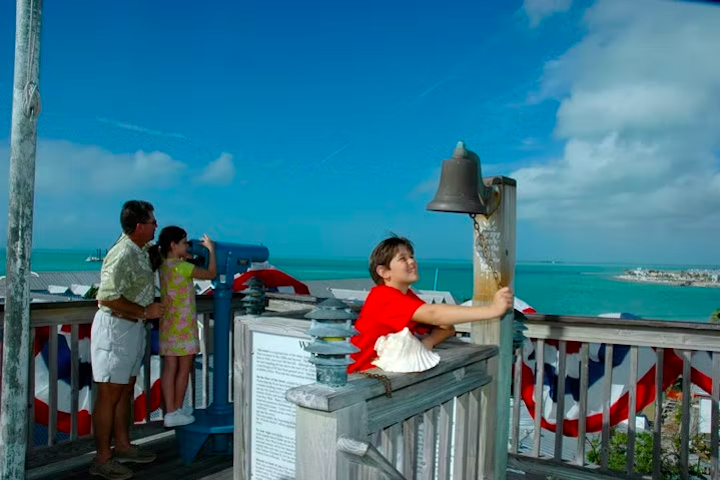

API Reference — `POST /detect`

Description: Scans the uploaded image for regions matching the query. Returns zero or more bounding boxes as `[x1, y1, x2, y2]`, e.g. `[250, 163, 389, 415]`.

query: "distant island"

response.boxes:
[615, 268, 720, 288]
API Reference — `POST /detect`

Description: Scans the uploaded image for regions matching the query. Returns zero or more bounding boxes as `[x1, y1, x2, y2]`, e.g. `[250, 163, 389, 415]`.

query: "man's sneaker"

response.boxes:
[89, 459, 133, 480]
[164, 410, 195, 428]
[179, 405, 194, 417]
[113, 445, 157, 464]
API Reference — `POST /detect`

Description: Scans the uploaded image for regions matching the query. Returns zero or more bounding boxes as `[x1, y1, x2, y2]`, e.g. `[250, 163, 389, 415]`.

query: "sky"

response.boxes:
[0, 0, 718, 264]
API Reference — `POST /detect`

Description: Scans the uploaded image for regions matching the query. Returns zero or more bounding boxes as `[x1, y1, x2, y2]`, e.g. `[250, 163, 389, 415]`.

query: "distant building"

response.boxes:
[0, 271, 102, 304]
[0, 270, 220, 304]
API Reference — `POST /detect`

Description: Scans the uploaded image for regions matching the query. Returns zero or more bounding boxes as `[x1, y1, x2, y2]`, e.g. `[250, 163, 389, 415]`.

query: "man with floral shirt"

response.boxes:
[89, 200, 164, 480]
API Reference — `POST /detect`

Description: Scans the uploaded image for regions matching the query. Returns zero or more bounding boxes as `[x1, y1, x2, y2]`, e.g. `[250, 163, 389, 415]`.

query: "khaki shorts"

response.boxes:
[91, 310, 146, 384]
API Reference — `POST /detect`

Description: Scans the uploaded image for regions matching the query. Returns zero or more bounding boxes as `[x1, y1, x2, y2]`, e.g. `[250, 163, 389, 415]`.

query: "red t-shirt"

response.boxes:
[348, 285, 432, 373]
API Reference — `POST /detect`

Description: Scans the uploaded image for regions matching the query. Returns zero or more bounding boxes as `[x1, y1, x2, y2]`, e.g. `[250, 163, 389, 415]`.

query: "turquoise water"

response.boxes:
[1, 250, 717, 321]
[270, 258, 719, 321]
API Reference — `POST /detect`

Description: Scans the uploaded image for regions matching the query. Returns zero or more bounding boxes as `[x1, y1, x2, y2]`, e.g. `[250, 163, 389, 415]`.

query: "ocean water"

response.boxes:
[272, 258, 719, 321]
[0, 250, 717, 321]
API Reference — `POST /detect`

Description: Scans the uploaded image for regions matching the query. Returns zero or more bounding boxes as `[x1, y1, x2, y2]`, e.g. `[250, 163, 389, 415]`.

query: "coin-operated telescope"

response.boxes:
[176, 240, 269, 464]
[187, 240, 270, 281]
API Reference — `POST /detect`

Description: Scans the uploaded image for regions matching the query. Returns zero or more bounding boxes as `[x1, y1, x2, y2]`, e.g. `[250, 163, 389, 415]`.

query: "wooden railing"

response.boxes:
[286, 338, 498, 480]
[6, 295, 718, 480]
[510, 313, 720, 480]
[0, 295, 246, 467]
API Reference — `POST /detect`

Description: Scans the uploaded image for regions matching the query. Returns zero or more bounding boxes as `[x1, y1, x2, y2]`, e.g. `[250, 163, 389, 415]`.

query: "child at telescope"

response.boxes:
[151, 227, 217, 427]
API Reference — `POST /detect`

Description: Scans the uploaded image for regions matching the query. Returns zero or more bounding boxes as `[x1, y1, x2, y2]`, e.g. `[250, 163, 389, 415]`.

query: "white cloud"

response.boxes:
[0, 140, 241, 196]
[513, 0, 720, 235]
[0, 140, 238, 248]
[197, 153, 236, 186]
[522, 0, 573, 28]
[31, 140, 187, 193]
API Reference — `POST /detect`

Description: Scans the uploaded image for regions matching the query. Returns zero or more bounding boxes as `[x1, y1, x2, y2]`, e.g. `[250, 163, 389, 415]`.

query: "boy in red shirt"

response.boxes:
[348, 235, 513, 373]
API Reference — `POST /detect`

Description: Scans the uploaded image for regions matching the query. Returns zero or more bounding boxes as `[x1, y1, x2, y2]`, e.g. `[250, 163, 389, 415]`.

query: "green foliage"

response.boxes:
[710, 308, 720, 324]
[83, 285, 99, 300]
[674, 401, 683, 425]
[586, 428, 707, 479]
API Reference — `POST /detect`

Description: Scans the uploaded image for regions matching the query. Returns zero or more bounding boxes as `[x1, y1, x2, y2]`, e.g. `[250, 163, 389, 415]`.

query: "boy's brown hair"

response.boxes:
[369, 235, 415, 285]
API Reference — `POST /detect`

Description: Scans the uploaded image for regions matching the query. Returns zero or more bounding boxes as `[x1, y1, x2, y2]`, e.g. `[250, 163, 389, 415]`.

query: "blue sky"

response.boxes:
[1, 0, 719, 264]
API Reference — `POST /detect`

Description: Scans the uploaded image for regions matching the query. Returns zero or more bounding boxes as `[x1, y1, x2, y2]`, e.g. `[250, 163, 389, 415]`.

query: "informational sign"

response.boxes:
[245, 319, 314, 480]
[240, 316, 464, 480]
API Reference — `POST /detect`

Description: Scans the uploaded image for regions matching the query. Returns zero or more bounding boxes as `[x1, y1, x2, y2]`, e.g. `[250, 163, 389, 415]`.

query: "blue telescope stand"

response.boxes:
[174, 241, 269, 464]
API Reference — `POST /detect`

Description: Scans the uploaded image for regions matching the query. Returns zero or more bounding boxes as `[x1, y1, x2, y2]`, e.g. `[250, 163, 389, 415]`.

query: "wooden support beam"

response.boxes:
[1, 0, 43, 477]
[471, 176, 517, 480]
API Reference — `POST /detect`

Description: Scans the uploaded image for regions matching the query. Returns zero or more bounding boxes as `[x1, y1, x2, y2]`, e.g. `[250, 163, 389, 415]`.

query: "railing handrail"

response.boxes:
[0, 292, 323, 328]
[286, 338, 498, 413]
[524, 312, 718, 331]
[522, 313, 720, 351]
[2, 293, 711, 326]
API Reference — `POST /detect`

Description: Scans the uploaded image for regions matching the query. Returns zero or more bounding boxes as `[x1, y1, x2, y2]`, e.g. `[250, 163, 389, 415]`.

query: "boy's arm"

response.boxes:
[412, 287, 513, 327]
[421, 325, 456, 350]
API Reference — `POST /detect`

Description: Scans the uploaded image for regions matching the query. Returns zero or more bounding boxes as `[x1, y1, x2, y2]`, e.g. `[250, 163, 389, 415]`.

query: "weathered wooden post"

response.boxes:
[471, 177, 516, 479]
[426, 141, 516, 479]
[1, 0, 43, 478]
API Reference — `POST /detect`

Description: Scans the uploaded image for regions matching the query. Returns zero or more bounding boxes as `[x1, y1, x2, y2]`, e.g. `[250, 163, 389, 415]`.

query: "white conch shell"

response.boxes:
[371, 327, 440, 373]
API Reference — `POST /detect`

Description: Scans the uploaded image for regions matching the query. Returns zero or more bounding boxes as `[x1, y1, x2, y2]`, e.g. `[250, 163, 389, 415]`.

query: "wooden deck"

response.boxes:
[508, 470, 548, 480]
[27, 431, 233, 480]
[25, 440, 546, 480]
[24, 428, 547, 480]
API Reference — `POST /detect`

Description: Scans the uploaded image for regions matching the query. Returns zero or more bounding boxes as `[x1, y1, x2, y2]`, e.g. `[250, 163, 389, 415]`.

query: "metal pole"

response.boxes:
[1, 0, 42, 477]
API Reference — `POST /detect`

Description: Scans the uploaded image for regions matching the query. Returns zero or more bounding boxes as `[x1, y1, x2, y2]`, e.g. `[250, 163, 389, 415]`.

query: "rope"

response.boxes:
[22, 0, 41, 118]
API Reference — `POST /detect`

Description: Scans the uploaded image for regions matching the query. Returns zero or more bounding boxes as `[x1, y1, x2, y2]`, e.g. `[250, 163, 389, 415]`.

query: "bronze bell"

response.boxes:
[426, 141, 493, 214]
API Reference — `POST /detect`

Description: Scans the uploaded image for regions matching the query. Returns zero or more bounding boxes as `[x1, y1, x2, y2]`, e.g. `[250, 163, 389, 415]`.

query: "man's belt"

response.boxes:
[111, 312, 146, 324]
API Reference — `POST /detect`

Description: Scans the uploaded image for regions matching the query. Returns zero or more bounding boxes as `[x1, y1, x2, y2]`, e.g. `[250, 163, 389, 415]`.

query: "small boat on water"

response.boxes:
[84, 248, 106, 262]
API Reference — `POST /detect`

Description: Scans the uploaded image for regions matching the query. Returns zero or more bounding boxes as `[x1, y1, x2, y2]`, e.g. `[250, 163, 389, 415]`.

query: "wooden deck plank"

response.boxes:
[27, 423, 168, 472]
[508, 468, 549, 480]
[27, 433, 233, 480]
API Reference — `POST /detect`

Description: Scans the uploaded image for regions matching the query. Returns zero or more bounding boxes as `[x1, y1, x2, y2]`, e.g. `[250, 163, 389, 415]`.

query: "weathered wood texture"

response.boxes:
[234, 315, 313, 480]
[521, 314, 720, 351]
[471, 176, 517, 480]
[513, 314, 720, 480]
[365, 363, 490, 433]
[296, 403, 368, 480]
[0, 291, 339, 319]
[288, 338, 499, 480]
[4, 300, 251, 472]
[286, 339, 497, 412]
[509, 454, 631, 480]
[26, 423, 168, 474]
[27, 431, 232, 480]
[233, 316, 248, 480]
[337, 435, 405, 480]
[1, 1, 43, 476]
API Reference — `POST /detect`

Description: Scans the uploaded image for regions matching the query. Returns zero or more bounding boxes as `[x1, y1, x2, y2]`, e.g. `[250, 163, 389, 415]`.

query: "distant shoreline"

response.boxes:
[613, 275, 720, 288]
[614, 268, 720, 289]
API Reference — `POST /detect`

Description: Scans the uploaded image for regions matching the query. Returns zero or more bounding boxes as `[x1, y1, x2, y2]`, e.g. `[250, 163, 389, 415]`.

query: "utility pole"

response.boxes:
[1, 0, 43, 477]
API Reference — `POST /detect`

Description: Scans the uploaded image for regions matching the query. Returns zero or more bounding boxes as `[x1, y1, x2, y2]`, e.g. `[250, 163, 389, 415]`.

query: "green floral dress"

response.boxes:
[159, 258, 199, 356]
